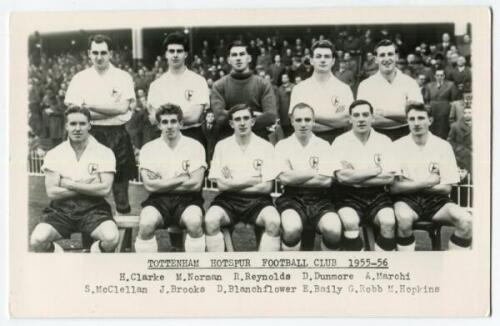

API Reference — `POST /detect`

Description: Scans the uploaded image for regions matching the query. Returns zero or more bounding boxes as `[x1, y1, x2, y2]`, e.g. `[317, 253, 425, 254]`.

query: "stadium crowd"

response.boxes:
[28, 28, 472, 174]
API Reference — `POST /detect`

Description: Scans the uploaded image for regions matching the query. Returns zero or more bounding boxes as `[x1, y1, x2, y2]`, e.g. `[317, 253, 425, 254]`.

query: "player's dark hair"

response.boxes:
[156, 103, 184, 122]
[311, 39, 334, 55]
[163, 32, 189, 52]
[374, 39, 398, 55]
[226, 40, 249, 56]
[88, 34, 113, 50]
[349, 99, 374, 115]
[64, 106, 91, 122]
[227, 103, 253, 120]
[290, 102, 315, 118]
[405, 101, 432, 118]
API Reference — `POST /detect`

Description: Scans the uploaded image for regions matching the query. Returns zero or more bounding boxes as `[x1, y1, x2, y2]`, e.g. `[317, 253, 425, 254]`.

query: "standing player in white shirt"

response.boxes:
[147, 32, 210, 148]
[289, 40, 354, 143]
[134, 104, 207, 252]
[65, 34, 136, 214]
[391, 103, 472, 250]
[331, 100, 398, 251]
[30, 106, 119, 253]
[205, 104, 281, 251]
[357, 39, 423, 141]
[275, 103, 342, 251]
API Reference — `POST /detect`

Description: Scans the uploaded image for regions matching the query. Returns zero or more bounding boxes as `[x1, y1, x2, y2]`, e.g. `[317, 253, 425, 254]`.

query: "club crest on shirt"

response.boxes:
[253, 159, 263, 173]
[331, 95, 340, 107]
[309, 156, 319, 170]
[182, 160, 190, 173]
[110, 88, 122, 102]
[185, 89, 194, 101]
[374, 153, 382, 166]
[429, 162, 440, 174]
[88, 163, 98, 175]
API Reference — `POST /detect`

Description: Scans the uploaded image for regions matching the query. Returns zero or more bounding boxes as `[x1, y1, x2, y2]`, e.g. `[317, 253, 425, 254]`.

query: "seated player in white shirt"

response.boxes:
[205, 104, 281, 251]
[135, 104, 207, 252]
[275, 103, 342, 251]
[332, 100, 398, 251]
[30, 106, 119, 253]
[391, 102, 472, 250]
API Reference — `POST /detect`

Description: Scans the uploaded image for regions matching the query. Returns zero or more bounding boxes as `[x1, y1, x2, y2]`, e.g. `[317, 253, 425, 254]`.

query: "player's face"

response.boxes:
[311, 47, 334, 73]
[229, 109, 255, 137]
[350, 104, 373, 134]
[66, 112, 91, 143]
[158, 114, 183, 140]
[376, 45, 398, 74]
[165, 44, 187, 70]
[228, 46, 251, 73]
[291, 107, 314, 137]
[407, 109, 432, 137]
[89, 41, 111, 71]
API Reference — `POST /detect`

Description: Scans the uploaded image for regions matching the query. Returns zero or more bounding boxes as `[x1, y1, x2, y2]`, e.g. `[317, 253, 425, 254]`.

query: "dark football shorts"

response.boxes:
[210, 192, 274, 225]
[141, 192, 204, 228]
[275, 186, 336, 230]
[40, 196, 114, 238]
[333, 184, 393, 223]
[91, 124, 136, 182]
[393, 193, 452, 221]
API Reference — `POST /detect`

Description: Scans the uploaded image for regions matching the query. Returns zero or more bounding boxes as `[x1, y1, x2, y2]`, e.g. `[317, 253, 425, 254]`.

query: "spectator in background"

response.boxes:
[424, 69, 459, 139]
[448, 105, 472, 176]
[267, 54, 286, 86]
[448, 56, 472, 97]
[437, 32, 453, 55]
[277, 73, 295, 138]
[416, 73, 429, 99]
[202, 109, 217, 163]
[335, 60, 356, 89]
[457, 34, 471, 63]
[361, 52, 378, 79]
[256, 47, 272, 71]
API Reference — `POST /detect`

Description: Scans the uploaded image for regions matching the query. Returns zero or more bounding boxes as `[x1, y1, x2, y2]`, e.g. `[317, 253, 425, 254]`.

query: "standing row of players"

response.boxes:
[30, 100, 472, 252]
[29, 32, 471, 252]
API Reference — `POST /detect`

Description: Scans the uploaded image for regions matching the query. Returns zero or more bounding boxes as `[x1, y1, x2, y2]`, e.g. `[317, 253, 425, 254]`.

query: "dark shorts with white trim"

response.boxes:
[333, 184, 393, 224]
[275, 186, 336, 230]
[393, 193, 452, 221]
[210, 192, 274, 225]
[141, 192, 204, 228]
[40, 196, 114, 238]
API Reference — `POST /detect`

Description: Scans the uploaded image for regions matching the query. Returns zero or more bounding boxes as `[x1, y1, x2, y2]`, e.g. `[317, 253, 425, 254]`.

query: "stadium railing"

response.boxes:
[27, 151, 474, 251]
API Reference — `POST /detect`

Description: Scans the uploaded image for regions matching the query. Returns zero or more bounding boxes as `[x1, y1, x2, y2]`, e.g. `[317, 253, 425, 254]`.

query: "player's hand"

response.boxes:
[59, 177, 75, 189]
[341, 160, 354, 170]
[335, 105, 346, 113]
[426, 173, 441, 187]
[146, 170, 161, 180]
[221, 166, 232, 179]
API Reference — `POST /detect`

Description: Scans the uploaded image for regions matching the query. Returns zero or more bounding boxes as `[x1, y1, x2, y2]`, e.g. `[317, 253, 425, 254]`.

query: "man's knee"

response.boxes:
[181, 206, 204, 236]
[260, 207, 281, 236]
[319, 212, 342, 241]
[281, 210, 303, 242]
[395, 203, 417, 231]
[97, 223, 120, 247]
[30, 228, 50, 250]
[138, 207, 161, 238]
[447, 204, 473, 235]
[338, 207, 360, 231]
[204, 207, 225, 235]
[376, 207, 396, 229]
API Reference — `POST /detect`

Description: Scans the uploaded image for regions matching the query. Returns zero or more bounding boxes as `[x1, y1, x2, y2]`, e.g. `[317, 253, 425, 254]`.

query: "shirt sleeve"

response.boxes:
[439, 142, 460, 185]
[122, 74, 136, 101]
[98, 148, 116, 173]
[139, 145, 156, 172]
[41, 149, 59, 173]
[329, 139, 344, 173]
[381, 139, 400, 174]
[274, 141, 292, 174]
[260, 145, 279, 182]
[288, 85, 300, 114]
[408, 78, 424, 103]
[64, 75, 84, 106]
[195, 77, 210, 106]
[191, 141, 207, 171]
[147, 81, 160, 110]
[208, 142, 222, 180]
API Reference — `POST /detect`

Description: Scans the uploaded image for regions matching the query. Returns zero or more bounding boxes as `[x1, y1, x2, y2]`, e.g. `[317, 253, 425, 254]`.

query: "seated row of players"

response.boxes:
[30, 100, 472, 252]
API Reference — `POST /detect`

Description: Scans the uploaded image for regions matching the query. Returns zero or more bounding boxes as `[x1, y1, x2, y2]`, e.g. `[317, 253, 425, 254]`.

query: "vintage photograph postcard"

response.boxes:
[9, 6, 491, 318]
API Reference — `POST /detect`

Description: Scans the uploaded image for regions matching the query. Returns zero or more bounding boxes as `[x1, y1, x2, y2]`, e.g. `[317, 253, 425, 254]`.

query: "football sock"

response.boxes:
[448, 234, 472, 250]
[397, 235, 416, 251]
[259, 233, 281, 251]
[184, 234, 206, 252]
[375, 235, 396, 251]
[206, 232, 225, 252]
[134, 236, 158, 253]
[343, 230, 364, 251]
[321, 237, 340, 251]
[282, 240, 301, 251]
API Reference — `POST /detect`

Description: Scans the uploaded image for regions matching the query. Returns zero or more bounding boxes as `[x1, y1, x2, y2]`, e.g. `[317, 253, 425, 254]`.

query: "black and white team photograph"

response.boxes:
[26, 22, 476, 253]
